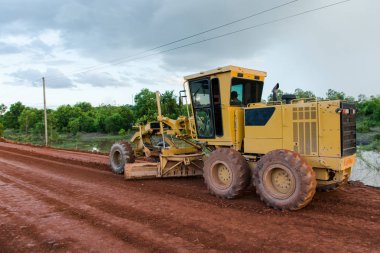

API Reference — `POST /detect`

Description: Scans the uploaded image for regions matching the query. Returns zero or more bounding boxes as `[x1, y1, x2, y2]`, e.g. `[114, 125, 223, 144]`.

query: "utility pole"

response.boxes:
[42, 77, 48, 146]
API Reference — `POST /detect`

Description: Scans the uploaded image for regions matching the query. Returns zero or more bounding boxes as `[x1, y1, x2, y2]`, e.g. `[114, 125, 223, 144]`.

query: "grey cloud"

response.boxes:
[11, 68, 74, 89]
[44, 59, 76, 66]
[0, 0, 379, 97]
[28, 39, 53, 54]
[74, 71, 129, 87]
[11, 68, 41, 82]
[0, 36, 53, 58]
[0, 42, 21, 54]
[0, 0, 273, 63]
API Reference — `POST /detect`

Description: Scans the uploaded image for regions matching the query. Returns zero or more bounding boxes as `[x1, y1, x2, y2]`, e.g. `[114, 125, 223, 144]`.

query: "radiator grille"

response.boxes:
[293, 106, 318, 156]
[341, 102, 356, 156]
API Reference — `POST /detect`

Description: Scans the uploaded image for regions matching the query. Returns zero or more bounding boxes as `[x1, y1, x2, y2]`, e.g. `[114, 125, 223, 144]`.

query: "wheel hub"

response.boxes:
[217, 165, 232, 185]
[263, 165, 296, 199]
[271, 168, 293, 194]
[211, 162, 233, 189]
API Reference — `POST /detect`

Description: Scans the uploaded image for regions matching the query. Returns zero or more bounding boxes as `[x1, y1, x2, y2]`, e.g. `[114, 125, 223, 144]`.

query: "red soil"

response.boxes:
[0, 142, 379, 252]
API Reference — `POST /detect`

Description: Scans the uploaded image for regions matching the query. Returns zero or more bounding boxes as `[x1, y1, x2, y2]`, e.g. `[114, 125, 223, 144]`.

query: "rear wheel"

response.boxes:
[109, 141, 135, 174]
[203, 148, 250, 199]
[253, 149, 316, 210]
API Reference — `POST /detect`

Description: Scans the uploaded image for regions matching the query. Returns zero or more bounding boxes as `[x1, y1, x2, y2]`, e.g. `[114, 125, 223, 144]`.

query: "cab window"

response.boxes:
[230, 78, 263, 106]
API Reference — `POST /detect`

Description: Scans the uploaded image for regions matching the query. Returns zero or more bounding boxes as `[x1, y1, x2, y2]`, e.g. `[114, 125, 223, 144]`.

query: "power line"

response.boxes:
[44, 0, 352, 82]
[77, 0, 353, 70]
[72, 0, 299, 75]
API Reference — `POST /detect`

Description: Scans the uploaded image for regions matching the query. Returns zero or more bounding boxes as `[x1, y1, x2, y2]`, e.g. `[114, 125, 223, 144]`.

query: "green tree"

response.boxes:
[161, 90, 180, 119]
[267, 89, 284, 102]
[134, 89, 157, 123]
[118, 128, 126, 137]
[94, 112, 107, 132]
[326, 89, 354, 101]
[68, 118, 81, 135]
[3, 102, 26, 129]
[0, 122, 4, 137]
[0, 104, 7, 116]
[357, 94, 367, 102]
[54, 105, 81, 131]
[105, 113, 124, 133]
[18, 108, 39, 133]
[117, 105, 134, 130]
[74, 102, 92, 112]
[32, 122, 45, 142]
[294, 88, 316, 99]
[80, 113, 96, 132]
[357, 96, 380, 127]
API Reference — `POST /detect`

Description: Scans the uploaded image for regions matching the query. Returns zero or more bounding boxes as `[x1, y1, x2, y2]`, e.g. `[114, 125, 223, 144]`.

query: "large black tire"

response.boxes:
[253, 149, 316, 210]
[109, 141, 135, 174]
[203, 148, 250, 199]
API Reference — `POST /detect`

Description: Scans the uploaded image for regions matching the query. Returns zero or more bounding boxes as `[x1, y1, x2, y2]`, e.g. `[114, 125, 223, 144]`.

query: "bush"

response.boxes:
[68, 118, 81, 135]
[0, 123, 4, 137]
[105, 113, 123, 133]
[362, 140, 380, 152]
[357, 120, 371, 133]
[118, 128, 126, 137]
[373, 133, 380, 141]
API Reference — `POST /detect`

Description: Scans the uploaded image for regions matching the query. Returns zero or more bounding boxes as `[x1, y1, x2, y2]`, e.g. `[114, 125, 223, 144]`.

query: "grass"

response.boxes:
[357, 127, 380, 152]
[3, 129, 133, 153]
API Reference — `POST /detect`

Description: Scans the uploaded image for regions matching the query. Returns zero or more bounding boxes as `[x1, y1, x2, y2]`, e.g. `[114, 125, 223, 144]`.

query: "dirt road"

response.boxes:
[0, 142, 379, 253]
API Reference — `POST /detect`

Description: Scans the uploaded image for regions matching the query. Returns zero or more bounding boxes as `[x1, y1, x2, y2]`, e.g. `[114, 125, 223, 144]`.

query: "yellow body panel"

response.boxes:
[304, 154, 356, 172]
[245, 139, 283, 154]
[282, 102, 319, 156]
[244, 105, 283, 153]
[318, 101, 341, 157]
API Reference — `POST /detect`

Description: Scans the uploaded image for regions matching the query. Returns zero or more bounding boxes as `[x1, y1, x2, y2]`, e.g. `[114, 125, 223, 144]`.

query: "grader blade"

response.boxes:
[125, 162, 159, 179]
[124, 153, 204, 180]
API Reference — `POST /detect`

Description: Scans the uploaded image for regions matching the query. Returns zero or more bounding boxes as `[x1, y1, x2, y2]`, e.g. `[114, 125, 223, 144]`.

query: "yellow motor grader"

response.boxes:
[109, 65, 356, 210]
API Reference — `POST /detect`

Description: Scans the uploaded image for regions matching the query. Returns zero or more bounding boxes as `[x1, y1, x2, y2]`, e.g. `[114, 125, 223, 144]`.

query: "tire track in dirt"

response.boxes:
[0, 156, 261, 252]
[1, 146, 379, 224]
[0, 154, 378, 253]
[0, 166, 208, 253]
[0, 173, 142, 252]
[0, 143, 109, 170]
[2, 148, 380, 251]
[0, 144, 379, 252]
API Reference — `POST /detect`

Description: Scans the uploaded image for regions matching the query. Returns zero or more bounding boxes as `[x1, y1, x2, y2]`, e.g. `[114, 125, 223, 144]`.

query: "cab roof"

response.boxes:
[184, 65, 267, 81]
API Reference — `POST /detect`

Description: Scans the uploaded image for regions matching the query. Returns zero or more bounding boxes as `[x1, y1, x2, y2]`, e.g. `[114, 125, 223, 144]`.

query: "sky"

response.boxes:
[0, 0, 379, 109]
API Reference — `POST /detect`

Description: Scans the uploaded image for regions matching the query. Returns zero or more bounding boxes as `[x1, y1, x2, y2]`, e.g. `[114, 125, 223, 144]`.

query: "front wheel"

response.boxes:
[109, 141, 135, 174]
[253, 149, 316, 210]
[203, 148, 250, 199]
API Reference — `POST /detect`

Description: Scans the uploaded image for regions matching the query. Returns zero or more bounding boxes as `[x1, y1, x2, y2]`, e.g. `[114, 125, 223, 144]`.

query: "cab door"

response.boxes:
[189, 78, 215, 139]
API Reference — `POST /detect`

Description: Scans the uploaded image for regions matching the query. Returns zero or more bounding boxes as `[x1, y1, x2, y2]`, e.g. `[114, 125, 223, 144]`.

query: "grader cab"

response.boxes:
[109, 65, 356, 210]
